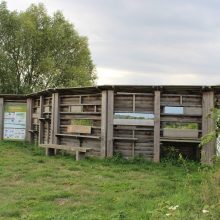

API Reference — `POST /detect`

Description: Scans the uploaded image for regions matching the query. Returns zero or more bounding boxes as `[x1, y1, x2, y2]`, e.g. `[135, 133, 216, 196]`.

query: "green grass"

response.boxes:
[0, 141, 219, 220]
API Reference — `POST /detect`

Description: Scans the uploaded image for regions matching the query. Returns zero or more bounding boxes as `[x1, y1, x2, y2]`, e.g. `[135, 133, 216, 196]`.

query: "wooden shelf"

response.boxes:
[114, 110, 154, 114]
[43, 112, 51, 114]
[61, 117, 101, 121]
[28, 130, 38, 133]
[160, 129, 202, 132]
[60, 112, 101, 115]
[114, 127, 153, 131]
[60, 103, 101, 106]
[60, 125, 101, 129]
[56, 133, 101, 139]
[113, 137, 138, 141]
[39, 117, 51, 121]
[161, 113, 202, 117]
[160, 104, 202, 107]
[160, 138, 200, 143]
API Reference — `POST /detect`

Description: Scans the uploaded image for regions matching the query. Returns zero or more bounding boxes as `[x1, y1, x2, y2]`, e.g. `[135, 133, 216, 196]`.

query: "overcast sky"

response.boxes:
[5, 0, 220, 85]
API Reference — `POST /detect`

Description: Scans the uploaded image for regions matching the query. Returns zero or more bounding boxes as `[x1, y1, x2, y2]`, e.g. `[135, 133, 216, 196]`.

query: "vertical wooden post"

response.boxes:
[107, 90, 114, 157]
[101, 90, 107, 157]
[48, 93, 57, 156]
[38, 96, 44, 144]
[0, 98, 4, 140]
[50, 93, 55, 144]
[26, 98, 33, 142]
[202, 90, 215, 164]
[53, 93, 60, 145]
[154, 90, 161, 162]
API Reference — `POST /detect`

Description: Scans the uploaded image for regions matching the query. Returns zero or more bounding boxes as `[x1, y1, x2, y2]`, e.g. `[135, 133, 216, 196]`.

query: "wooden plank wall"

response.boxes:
[58, 92, 102, 156]
[30, 95, 52, 145]
[1, 86, 217, 164]
[160, 91, 203, 161]
[113, 92, 155, 159]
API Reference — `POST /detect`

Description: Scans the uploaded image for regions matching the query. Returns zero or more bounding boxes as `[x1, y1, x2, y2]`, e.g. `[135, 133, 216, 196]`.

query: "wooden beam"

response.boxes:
[0, 98, 4, 140]
[107, 90, 114, 157]
[40, 144, 91, 152]
[101, 90, 107, 157]
[38, 96, 44, 144]
[113, 119, 154, 126]
[133, 94, 135, 112]
[49, 94, 57, 155]
[26, 98, 33, 142]
[153, 90, 161, 162]
[53, 93, 60, 145]
[201, 91, 215, 164]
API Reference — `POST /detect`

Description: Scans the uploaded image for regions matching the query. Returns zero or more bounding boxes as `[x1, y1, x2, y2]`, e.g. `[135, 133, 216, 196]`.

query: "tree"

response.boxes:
[0, 1, 96, 94]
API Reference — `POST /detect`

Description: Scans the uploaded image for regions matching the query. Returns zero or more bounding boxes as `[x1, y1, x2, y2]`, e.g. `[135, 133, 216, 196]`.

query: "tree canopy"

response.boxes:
[0, 1, 96, 94]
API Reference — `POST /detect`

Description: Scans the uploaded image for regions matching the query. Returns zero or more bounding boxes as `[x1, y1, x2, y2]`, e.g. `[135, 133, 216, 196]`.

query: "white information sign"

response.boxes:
[3, 103, 27, 140]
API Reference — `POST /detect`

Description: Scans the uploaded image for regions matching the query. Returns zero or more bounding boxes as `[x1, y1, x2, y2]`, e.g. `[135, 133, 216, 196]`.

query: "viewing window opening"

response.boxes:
[164, 106, 183, 114]
[114, 112, 154, 120]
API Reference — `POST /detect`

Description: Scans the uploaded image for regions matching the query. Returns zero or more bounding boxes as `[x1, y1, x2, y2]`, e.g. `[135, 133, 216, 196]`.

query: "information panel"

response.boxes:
[3, 103, 27, 140]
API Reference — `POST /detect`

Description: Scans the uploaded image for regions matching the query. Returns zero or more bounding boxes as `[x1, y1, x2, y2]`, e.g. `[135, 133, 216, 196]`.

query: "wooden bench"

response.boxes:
[39, 144, 92, 161]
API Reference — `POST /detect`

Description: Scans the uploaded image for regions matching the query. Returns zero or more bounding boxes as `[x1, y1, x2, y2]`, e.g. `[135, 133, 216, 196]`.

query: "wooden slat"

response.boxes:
[56, 133, 101, 139]
[184, 107, 202, 115]
[107, 90, 114, 157]
[113, 137, 138, 141]
[153, 90, 160, 162]
[160, 138, 200, 143]
[114, 119, 154, 126]
[38, 96, 44, 144]
[163, 128, 199, 138]
[67, 125, 91, 134]
[101, 90, 107, 157]
[53, 93, 60, 145]
[40, 144, 91, 152]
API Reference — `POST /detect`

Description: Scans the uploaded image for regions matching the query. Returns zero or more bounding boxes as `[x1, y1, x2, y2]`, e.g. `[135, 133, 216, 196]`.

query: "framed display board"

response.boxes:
[3, 102, 27, 140]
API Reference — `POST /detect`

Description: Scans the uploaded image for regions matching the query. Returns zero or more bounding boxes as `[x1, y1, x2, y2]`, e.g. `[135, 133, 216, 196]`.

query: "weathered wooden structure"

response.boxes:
[1, 85, 220, 164]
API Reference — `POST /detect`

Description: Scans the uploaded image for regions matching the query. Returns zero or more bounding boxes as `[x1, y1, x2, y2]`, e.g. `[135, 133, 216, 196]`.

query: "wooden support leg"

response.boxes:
[76, 151, 86, 161]
[54, 149, 59, 155]
[46, 148, 55, 156]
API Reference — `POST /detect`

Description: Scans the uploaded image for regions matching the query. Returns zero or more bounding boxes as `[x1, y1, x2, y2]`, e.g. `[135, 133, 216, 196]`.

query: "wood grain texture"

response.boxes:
[153, 90, 161, 162]
[114, 119, 154, 126]
[107, 90, 114, 157]
[201, 91, 215, 164]
[38, 96, 44, 144]
[67, 125, 91, 134]
[101, 90, 107, 157]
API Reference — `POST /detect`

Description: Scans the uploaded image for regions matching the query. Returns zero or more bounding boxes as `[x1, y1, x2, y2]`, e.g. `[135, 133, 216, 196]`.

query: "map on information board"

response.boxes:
[3, 103, 27, 140]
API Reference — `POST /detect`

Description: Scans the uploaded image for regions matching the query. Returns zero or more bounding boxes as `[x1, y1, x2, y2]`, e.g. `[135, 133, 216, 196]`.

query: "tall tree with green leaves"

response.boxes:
[0, 1, 96, 94]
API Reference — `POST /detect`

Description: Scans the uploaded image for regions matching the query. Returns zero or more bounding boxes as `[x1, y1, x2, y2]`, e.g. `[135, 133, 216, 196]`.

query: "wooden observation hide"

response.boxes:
[0, 85, 219, 164]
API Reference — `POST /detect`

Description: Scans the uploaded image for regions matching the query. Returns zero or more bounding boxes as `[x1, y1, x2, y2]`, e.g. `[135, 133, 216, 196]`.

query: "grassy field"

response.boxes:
[0, 141, 219, 220]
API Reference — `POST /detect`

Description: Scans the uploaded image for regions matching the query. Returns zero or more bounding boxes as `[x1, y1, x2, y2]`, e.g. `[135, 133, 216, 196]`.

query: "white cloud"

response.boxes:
[97, 67, 214, 85]
[5, 0, 220, 85]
